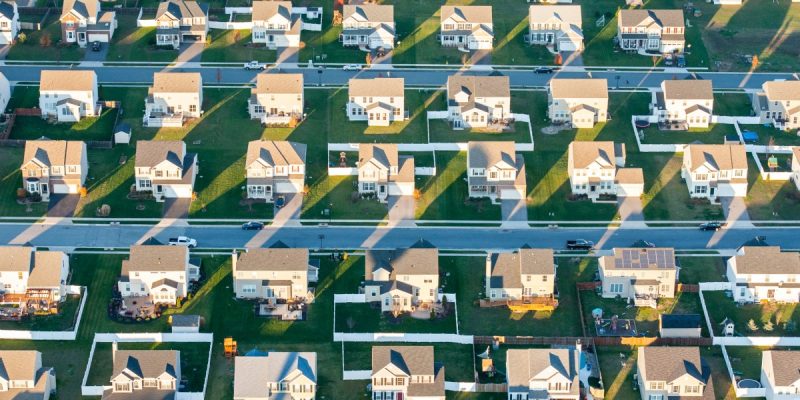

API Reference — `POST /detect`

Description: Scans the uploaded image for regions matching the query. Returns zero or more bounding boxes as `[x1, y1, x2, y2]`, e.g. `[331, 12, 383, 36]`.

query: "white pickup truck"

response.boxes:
[168, 236, 197, 248]
[244, 61, 267, 71]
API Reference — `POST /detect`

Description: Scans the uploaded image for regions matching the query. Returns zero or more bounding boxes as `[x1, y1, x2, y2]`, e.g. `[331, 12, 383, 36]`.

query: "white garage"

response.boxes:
[389, 182, 414, 196]
[158, 184, 193, 201]
[500, 188, 525, 200]
[558, 38, 579, 52]
[276, 180, 303, 194]
[615, 168, 644, 197]
[53, 183, 79, 194]
[88, 33, 110, 43]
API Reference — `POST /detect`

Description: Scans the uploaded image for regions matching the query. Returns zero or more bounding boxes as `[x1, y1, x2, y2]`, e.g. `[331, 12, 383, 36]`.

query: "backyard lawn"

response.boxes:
[0, 294, 82, 331]
[334, 302, 458, 334]
[714, 92, 754, 117]
[639, 124, 736, 145]
[741, 124, 800, 147]
[704, 290, 800, 337]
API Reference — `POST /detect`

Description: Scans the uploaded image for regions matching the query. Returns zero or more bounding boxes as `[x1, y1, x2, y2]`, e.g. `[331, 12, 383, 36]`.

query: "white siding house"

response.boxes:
[681, 144, 748, 201]
[38, 70, 99, 122]
[727, 246, 800, 303]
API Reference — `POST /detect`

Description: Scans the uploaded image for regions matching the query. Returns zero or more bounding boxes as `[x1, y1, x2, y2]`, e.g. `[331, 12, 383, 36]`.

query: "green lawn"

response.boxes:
[0, 294, 81, 331]
[677, 257, 727, 284]
[745, 158, 800, 220]
[725, 346, 765, 381]
[640, 124, 736, 145]
[106, 16, 180, 63]
[343, 341, 476, 381]
[704, 290, 800, 336]
[428, 120, 532, 144]
[742, 124, 800, 147]
[201, 30, 277, 63]
[714, 92, 754, 117]
[303, 175, 388, 220]
[328, 89, 433, 144]
[335, 302, 457, 334]
[6, 16, 84, 61]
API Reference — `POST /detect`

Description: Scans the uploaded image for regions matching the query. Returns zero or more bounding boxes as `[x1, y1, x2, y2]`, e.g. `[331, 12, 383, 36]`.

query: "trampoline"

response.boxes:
[737, 379, 761, 389]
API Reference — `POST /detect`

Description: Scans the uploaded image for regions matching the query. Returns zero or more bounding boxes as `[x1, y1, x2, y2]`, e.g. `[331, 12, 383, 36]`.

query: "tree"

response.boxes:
[763, 320, 774, 332]
[554, 53, 563, 65]
[747, 319, 759, 332]
[16, 32, 27, 44]
[78, 187, 88, 198]
[15, 188, 27, 199]
[233, 30, 241, 43]
[39, 33, 51, 48]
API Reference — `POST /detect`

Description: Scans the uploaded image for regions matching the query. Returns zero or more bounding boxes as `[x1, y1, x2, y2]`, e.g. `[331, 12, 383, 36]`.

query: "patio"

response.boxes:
[258, 301, 305, 320]
[119, 296, 157, 319]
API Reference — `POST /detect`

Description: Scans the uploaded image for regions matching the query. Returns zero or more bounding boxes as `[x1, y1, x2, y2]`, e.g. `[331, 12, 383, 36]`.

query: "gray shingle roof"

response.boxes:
[156, 0, 206, 20]
[733, 246, 800, 275]
[234, 352, 317, 398]
[359, 143, 398, 171]
[343, 4, 393, 23]
[372, 346, 434, 376]
[251, 0, 291, 21]
[441, 5, 492, 24]
[151, 72, 202, 94]
[763, 80, 800, 101]
[0, 1, 15, 20]
[765, 351, 800, 387]
[506, 348, 580, 395]
[0, 351, 41, 382]
[39, 70, 96, 92]
[662, 79, 713, 101]
[235, 248, 309, 272]
[568, 141, 620, 170]
[447, 75, 509, 102]
[121, 245, 188, 276]
[135, 140, 186, 169]
[488, 249, 555, 289]
[27, 251, 66, 288]
[349, 77, 404, 97]
[0, 246, 33, 272]
[245, 140, 306, 169]
[253, 73, 303, 95]
[111, 349, 179, 381]
[550, 78, 607, 99]
[23, 140, 86, 168]
[639, 346, 706, 384]
[618, 9, 684, 28]
[365, 248, 439, 279]
[468, 141, 517, 170]
[685, 144, 747, 172]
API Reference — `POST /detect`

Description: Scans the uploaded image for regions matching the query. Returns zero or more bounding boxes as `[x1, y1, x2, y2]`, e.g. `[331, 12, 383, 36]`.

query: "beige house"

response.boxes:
[599, 248, 677, 308]
[363, 248, 439, 313]
[144, 72, 203, 127]
[347, 78, 405, 127]
[341, 4, 394, 50]
[506, 346, 582, 400]
[617, 9, 685, 54]
[251, 1, 301, 49]
[118, 245, 199, 307]
[761, 350, 800, 399]
[485, 248, 556, 300]
[467, 141, 526, 203]
[371, 346, 445, 400]
[234, 352, 317, 400]
[103, 346, 180, 399]
[0, 350, 57, 400]
[567, 141, 644, 200]
[793, 147, 800, 191]
[726, 246, 800, 303]
[0, 247, 70, 311]
[752, 80, 800, 131]
[245, 140, 306, 202]
[440, 5, 493, 50]
[637, 347, 713, 400]
[60, 0, 115, 47]
[248, 73, 304, 124]
[134, 140, 198, 201]
[446, 75, 511, 129]
[357, 143, 415, 203]
[154, 0, 207, 49]
[21, 140, 88, 201]
[528, 5, 583, 52]
[681, 144, 747, 201]
[231, 248, 318, 301]
[653, 80, 714, 129]
[38, 70, 98, 122]
[548, 78, 608, 128]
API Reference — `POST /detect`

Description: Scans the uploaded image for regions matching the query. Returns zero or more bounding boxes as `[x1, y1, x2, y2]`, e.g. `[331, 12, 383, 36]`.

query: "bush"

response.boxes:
[16, 32, 27, 44]
[15, 188, 27, 199]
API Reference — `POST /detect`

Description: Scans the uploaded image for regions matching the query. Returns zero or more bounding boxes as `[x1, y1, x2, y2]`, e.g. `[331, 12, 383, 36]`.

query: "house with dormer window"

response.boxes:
[118, 245, 198, 308]
[248, 73, 304, 124]
[341, 4, 394, 50]
[467, 141, 526, 203]
[357, 143, 415, 203]
[363, 248, 439, 313]
[103, 346, 180, 399]
[347, 78, 405, 126]
[0, 350, 57, 400]
[371, 346, 445, 400]
[0, 0, 19, 45]
[154, 0, 207, 48]
[506, 346, 582, 400]
[440, 5, 493, 50]
[21, 140, 88, 201]
[599, 248, 677, 308]
[144, 72, 203, 127]
[231, 248, 318, 301]
[727, 246, 800, 303]
[617, 9, 685, 54]
[446, 75, 510, 129]
[60, 0, 116, 47]
[752, 80, 800, 132]
[0, 247, 70, 314]
[251, 1, 301, 48]
[134, 140, 198, 201]
[39, 70, 99, 122]
[485, 248, 556, 301]
[653, 80, 714, 129]
[681, 144, 747, 201]
[234, 352, 317, 400]
[637, 347, 713, 400]
[528, 5, 583, 52]
[245, 140, 306, 202]
[567, 141, 643, 200]
[548, 78, 608, 128]
[762, 350, 800, 400]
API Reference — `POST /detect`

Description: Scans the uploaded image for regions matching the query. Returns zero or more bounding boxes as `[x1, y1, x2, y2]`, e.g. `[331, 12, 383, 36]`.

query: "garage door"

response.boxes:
[88, 33, 108, 42]
[558, 39, 578, 52]
[500, 188, 524, 200]
[52, 184, 78, 194]
[276, 181, 301, 194]
[389, 183, 414, 196]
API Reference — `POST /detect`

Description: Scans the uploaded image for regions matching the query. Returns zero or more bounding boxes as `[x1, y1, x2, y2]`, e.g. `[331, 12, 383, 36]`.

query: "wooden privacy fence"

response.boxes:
[576, 281, 601, 290]
[0, 114, 14, 140]
[677, 283, 699, 293]
[474, 383, 507, 393]
[15, 108, 42, 117]
[474, 335, 711, 347]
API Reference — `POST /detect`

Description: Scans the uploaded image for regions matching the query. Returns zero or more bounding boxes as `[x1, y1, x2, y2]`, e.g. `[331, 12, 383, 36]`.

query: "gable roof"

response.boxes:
[121, 245, 188, 275]
[135, 140, 186, 169]
[349, 77, 404, 98]
[27, 251, 66, 288]
[234, 352, 316, 398]
[732, 246, 800, 275]
[662, 79, 713, 101]
[489, 249, 555, 289]
[39, 70, 96, 92]
[550, 78, 607, 100]
[763, 81, 800, 101]
[765, 351, 800, 387]
[685, 144, 747, 172]
[61, 0, 98, 19]
[440, 5, 492, 24]
[365, 248, 439, 280]
[151, 72, 202, 94]
[618, 9, 684, 29]
[112, 349, 179, 381]
[0, 1, 16, 20]
[156, 0, 207, 20]
[359, 143, 398, 170]
[0, 351, 41, 382]
[372, 346, 434, 376]
[600, 248, 676, 271]
[251, 0, 291, 21]
[528, 5, 582, 27]
[639, 347, 706, 384]
[253, 73, 303, 95]
[0, 246, 33, 272]
[568, 141, 621, 170]
[23, 140, 86, 168]
[468, 141, 517, 170]
[235, 248, 309, 272]
[506, 348, 579, 392]
[343, 4, 393, 22]
[245, 140, 307, 168]
[447, 75, 510, 102]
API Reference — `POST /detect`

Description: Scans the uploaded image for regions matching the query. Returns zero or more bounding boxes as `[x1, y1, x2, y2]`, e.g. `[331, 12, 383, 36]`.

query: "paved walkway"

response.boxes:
[276, 46, 299, 66]
[175, 42, 205, 64]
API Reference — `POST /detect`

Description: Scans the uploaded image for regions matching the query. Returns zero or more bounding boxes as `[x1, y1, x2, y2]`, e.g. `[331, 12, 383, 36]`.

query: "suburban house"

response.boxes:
[103, 346, 180, 399]
[38, 70, 99, 122]
[446, 75, 511, 129]
[60, 0, 116, 47]
[371, 346, 445, 400]
[363, 248, 439, 313]
[637, 347, 713, 400]
[117, 245, 198, 306]
[357, 143, 415, 203]
[231, 248, 318, 300]
[467, 141, 526, 203]
[0, 0, 19, 45]
[248, 73, 304, 124]
[439, 5, 493, 50]
[233, 352, 317, 400]
[793, 147, 800, 190]
[752, 80, 800, 131]
[0, 351, 57, 400]
[134, 140, 198, 201]
[485, 248, 556, 300]
[347, 78, 405, 126]
[244, 140, 307, 202]
[251, 1, 301, 49]
[761, 350, 800, 399]
[506, 346, 582, 400]
[548, 78, 608, 128]
[0, 72, 8, 112]
[144, 72, 203, 127]
[617, 9, 685, 54]
[567, 141, 643, 201]
[653, 79, 714, 129]
[528, 5, 583, 52]
[341, 4, 394, 50]
[21, 140, 88, 201]
[681, 144, 748, 202]
[659, 314, 702, 338]
[154, 0, 208, 49]
[726, 246, 800, 303]
[598, 247, 677, 308]
[0, 247, 70, 312]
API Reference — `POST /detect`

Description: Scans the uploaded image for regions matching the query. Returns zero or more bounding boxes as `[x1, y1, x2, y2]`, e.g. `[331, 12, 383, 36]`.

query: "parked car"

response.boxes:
[342, 64, 363, 71]
[275, 196, 286, 209]
[242, 221, 264, 230]
[566, 239, 594, 250]
[699, 222, 725, 231]
[632, 240, 656, 248]
[244, 61, 267, 71]
[168, 236, 197, 248]
[677, 55, 686, 68]
[533, 67, 554, 74]
[91, 41, 101, 52]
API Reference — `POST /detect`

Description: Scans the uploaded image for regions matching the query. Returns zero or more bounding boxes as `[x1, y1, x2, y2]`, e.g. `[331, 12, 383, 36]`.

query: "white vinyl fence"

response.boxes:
[0, 285, 87, 341]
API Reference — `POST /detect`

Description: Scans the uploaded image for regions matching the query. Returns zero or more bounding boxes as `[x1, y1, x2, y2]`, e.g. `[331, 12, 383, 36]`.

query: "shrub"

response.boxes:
[15, 188, 27, 199]
[16, 32, 27, 44]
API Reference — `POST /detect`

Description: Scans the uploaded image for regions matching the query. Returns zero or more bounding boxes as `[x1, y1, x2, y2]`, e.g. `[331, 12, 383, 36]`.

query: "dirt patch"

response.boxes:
[703, 28, 800, 72]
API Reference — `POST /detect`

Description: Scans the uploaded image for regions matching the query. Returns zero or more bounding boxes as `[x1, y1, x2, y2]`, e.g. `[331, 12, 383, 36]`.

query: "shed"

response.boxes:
[170, 314, 202, 333]
[659, 313, 702, 338]
[114, 122, 131, 145]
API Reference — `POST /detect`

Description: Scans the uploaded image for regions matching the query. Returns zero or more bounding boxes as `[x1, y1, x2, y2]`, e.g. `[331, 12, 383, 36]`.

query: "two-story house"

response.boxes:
[103, 345, 180, 399]
[231, 248, 318, 301]
[599, 247, 677, 308]
[0, 72, 9, 112]
[245, 140, 306, 202]
[234, 352, 317, 400]
[21, 140, 88, 201]
[347, 78, 404, 127]
[0, 0, 19, 45]
[637, 347, 713, 400]
[341, 4, 394, 50]
[357, 143, 415, 203]
[653, 79, 714, 129]
[60, 0, 116, 47]
[0, 247, 70, 311]
[38, 70, 98, 122]
[251, 1, 300, 49]
[440, 5, 493, 50]
[144, 72, 203, 127]
[752, 80, 800, 131]
[0, 351, 57, 400]
[248, 73, 304, 124]
[567, 141, 644, 200]
[485, 248, 556, 301]
[528, 5, 583, 52]
[134, 140, 198, 201]
[154, 0, 208, 49]
[447, 75, 511, 129]
[506, 346, 582, 400]
[726, 246, 800, 303]
[761, 350, 800, 400]
[548, 78, 608, 128]
[617, 9, 685, 54]
[118, 245, 198, 307]
[467, 141, 526, 203]
[371, 346, 445, 400]
[793, 147, 800, 191]
[363, 248, 439, 313]
[681, 144, 748, 202]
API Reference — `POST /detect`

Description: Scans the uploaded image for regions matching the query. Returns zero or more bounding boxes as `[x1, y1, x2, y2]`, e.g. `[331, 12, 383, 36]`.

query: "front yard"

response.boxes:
[5, 16, 84, 61]
[201, 30, 278, 63]
[745, 158, 800, 221]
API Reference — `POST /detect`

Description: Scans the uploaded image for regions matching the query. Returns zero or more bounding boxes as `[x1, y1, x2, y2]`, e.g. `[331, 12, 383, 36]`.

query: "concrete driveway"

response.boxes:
[617, 196, 645, 227]
[162, 198, 191, 219]
[175, 42, 205, 64]
[501, 198, 528, 228]
[561, 51, 583, 67]
[273, 193, 302, 227]
[276, 46, 299, 66]
[0, 44, 10, 60]
[82, 43, 108, 62]
[720, 197, 753, 227]
[468, 50, 492, 68]
[47, 194, 80, 218]
[388, 195, 415, 226]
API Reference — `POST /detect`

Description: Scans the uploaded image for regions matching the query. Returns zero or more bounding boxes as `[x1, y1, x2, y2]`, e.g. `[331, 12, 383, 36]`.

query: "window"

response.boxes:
[189, 104, 197, 113]
[542, 275, 548, 282]
[650, 382, 664, 390]
[610, 283, 623, 293]
[685, 385, 700, 394]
